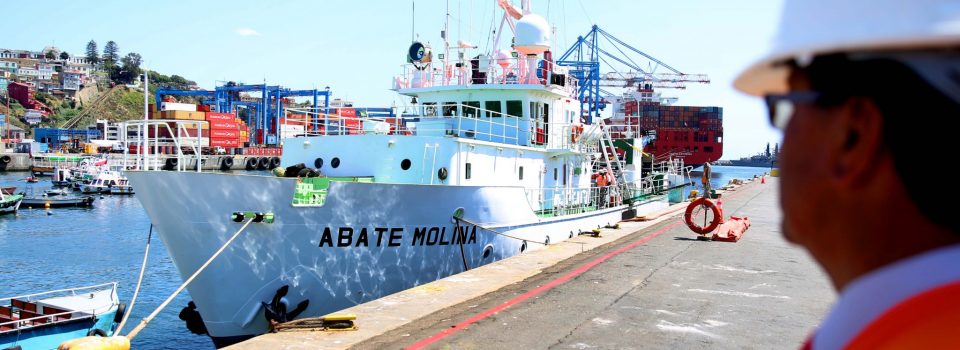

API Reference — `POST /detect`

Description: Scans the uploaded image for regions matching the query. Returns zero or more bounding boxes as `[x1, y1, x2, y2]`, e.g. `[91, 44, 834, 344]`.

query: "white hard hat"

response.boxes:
[734, 0, 960, 96]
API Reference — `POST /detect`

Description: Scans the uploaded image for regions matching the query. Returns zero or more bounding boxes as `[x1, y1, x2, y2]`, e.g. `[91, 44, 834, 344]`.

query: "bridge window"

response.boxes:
[423, 102, 437, 116]
[506, 100, 523, 118]
[443, 102, 457, 116]
[485, 101, 502, 118]
[463, 101, 481, 118]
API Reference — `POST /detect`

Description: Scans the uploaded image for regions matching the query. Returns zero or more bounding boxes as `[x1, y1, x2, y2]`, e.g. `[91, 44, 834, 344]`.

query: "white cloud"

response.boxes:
[236, 28, 260, 37]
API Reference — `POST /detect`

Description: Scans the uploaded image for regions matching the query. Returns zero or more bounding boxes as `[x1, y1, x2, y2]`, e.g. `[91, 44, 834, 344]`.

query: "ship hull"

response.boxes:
[128, 171, 667, 346]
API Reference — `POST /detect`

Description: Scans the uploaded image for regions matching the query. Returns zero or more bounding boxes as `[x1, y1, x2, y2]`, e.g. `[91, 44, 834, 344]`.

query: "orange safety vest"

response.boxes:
[844, 281, 960, 349]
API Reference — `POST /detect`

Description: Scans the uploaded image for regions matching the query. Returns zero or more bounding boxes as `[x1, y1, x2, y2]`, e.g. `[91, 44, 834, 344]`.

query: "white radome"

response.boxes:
[495, 50, 513, 69]
[515, 14, 551, 55]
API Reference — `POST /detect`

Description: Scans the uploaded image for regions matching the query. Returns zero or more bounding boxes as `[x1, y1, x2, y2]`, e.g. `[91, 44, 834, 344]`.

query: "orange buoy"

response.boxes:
[684, 197, 723, 234]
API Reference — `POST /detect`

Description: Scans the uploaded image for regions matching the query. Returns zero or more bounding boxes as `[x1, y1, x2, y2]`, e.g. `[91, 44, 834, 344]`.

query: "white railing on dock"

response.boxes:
[120, 120, 205, 172]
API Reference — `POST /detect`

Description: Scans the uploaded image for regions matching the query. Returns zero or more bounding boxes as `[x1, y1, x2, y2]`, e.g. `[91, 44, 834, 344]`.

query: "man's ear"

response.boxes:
[832, 97, 885, 188]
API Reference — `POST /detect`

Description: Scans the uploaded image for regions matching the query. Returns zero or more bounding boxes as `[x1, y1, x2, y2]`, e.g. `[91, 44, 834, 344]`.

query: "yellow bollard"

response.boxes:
[58, 336, 130, 350]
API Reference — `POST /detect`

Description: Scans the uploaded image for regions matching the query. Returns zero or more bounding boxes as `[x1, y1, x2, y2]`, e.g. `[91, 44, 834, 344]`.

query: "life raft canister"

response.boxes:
[684, 197, 723, 234]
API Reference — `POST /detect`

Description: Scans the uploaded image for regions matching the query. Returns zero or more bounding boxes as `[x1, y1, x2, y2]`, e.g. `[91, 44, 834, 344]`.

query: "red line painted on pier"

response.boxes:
[405, 221, 682, 350]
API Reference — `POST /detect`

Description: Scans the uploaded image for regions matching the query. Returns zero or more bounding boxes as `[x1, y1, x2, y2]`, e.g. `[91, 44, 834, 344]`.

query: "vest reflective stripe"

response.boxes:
[845, 281, 960, 349]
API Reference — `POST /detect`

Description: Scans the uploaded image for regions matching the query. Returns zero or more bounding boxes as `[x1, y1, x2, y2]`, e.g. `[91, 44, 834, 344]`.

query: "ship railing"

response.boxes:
[285, 104, 602, 152]
[286, 104, 587, 150]
[524, 184, 630, 217]
[392, 57, 578, 95]
[601, 124, 648, 141]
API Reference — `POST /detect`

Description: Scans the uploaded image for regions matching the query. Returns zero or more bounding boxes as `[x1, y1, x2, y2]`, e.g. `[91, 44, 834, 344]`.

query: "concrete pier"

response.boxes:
[229, 178, 835, 349]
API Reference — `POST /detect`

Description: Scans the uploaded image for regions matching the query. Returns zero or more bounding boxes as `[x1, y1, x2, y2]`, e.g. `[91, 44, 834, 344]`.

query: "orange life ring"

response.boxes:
[684, 197, 722, 234]
[570, 125, 583, 143]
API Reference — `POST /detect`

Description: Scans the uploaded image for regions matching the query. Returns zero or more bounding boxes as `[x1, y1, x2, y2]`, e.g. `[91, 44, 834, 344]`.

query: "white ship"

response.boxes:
[128, 1, 691, 347]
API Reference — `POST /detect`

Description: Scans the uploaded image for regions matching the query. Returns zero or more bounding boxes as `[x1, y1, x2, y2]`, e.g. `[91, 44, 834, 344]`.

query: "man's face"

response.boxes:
[778, 72, 842, 246]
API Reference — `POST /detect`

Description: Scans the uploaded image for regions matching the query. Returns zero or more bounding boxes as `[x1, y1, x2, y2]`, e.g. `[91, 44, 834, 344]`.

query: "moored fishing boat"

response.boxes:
[20, 196, 95, 209]
[0, 191, 23, 216]
[0, 283, 124, 350]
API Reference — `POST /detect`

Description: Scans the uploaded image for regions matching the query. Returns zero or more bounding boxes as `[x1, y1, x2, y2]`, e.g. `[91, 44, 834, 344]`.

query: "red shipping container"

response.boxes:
[206, 112, 237, 122]
[210, 138, 239, 148]
[337, 108, 357, 118]
[210, 120, 239, 130]
[212, 129, 239, 139]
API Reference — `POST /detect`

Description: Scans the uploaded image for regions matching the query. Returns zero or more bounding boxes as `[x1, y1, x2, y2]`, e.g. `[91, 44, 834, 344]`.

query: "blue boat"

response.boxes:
[1, 283, 124, 350]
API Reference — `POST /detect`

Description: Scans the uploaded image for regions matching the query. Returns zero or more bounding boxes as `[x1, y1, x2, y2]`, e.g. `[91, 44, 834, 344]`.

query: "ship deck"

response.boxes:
[228, 177, 834, 349]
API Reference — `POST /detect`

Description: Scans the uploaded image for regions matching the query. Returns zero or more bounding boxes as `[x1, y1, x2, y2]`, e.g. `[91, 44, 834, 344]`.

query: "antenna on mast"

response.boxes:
[411, 0, 415, 43]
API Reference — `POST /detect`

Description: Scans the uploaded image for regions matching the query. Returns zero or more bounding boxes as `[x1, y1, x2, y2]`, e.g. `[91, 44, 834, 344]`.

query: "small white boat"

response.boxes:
[0, 283, 125, 350]
[80, 171, 126, 194]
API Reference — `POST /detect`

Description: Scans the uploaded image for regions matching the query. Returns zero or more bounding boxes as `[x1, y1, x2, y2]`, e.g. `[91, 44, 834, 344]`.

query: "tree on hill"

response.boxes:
[60, 52, 70, 60]
[117, 52, 143, 84]
[102, 41, 119, 66]
[45, 51, 56, 60]
[85, 40, 99, 64]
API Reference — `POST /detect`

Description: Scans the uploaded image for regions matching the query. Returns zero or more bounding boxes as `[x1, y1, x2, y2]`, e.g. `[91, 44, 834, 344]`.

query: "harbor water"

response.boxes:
[0, 171, 213, 349]
[0, 166, 767, 349]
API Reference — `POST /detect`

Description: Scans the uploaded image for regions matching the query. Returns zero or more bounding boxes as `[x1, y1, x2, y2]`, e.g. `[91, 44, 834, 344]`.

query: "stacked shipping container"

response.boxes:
[619, 101, 724, 166]
[147, 102, 249, 151]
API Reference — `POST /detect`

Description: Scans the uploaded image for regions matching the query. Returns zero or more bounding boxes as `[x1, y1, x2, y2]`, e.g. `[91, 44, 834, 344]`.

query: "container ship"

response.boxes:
[609, 85, 723, 168]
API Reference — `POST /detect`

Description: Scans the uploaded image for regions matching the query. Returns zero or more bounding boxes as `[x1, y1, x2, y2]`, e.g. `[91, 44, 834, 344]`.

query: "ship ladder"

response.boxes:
[596, 118, 629, 204]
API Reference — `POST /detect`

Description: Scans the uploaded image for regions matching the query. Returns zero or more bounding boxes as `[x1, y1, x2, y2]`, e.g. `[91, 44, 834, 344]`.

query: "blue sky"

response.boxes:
[3, 0, 784, 159]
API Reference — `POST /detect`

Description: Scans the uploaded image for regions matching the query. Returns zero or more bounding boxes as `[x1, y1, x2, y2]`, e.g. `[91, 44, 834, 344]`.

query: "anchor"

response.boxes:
[263, 285, 310, 329]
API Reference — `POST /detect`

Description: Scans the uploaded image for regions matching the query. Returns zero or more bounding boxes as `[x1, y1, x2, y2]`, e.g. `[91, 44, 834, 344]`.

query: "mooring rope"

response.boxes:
[125, 218, 255, 340]
[454, 216, 548, 246]
[115, 224, 153, 334]
[452, 217, 471, 271]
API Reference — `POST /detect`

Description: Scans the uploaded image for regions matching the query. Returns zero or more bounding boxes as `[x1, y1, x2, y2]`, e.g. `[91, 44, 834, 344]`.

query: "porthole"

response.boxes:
[314, 158, 323, 168]
[520, 241, 527, 253]
[438, 167, 448, 180]
[482, 244, 493, 259]
[401, 159, 411, 170]
[331, 157, 340, 168]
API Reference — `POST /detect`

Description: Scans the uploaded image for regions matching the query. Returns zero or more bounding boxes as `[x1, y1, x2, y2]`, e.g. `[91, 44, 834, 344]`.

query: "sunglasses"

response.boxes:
[764, 91, 852, 130]
[764, 92, 822, 130]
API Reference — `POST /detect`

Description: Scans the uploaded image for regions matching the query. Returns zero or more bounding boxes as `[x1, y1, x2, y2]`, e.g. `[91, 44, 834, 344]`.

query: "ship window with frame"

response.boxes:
[465, 162, 472, 180]
[519, 166, 524, 180]
[485, 101, 502, 118]
[553, 167, 558, 181]
[463, 101, 481, 118]
[423, 102, 437, 116]
[443, 102, 457, 116]
[506, 100, 523, 118]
